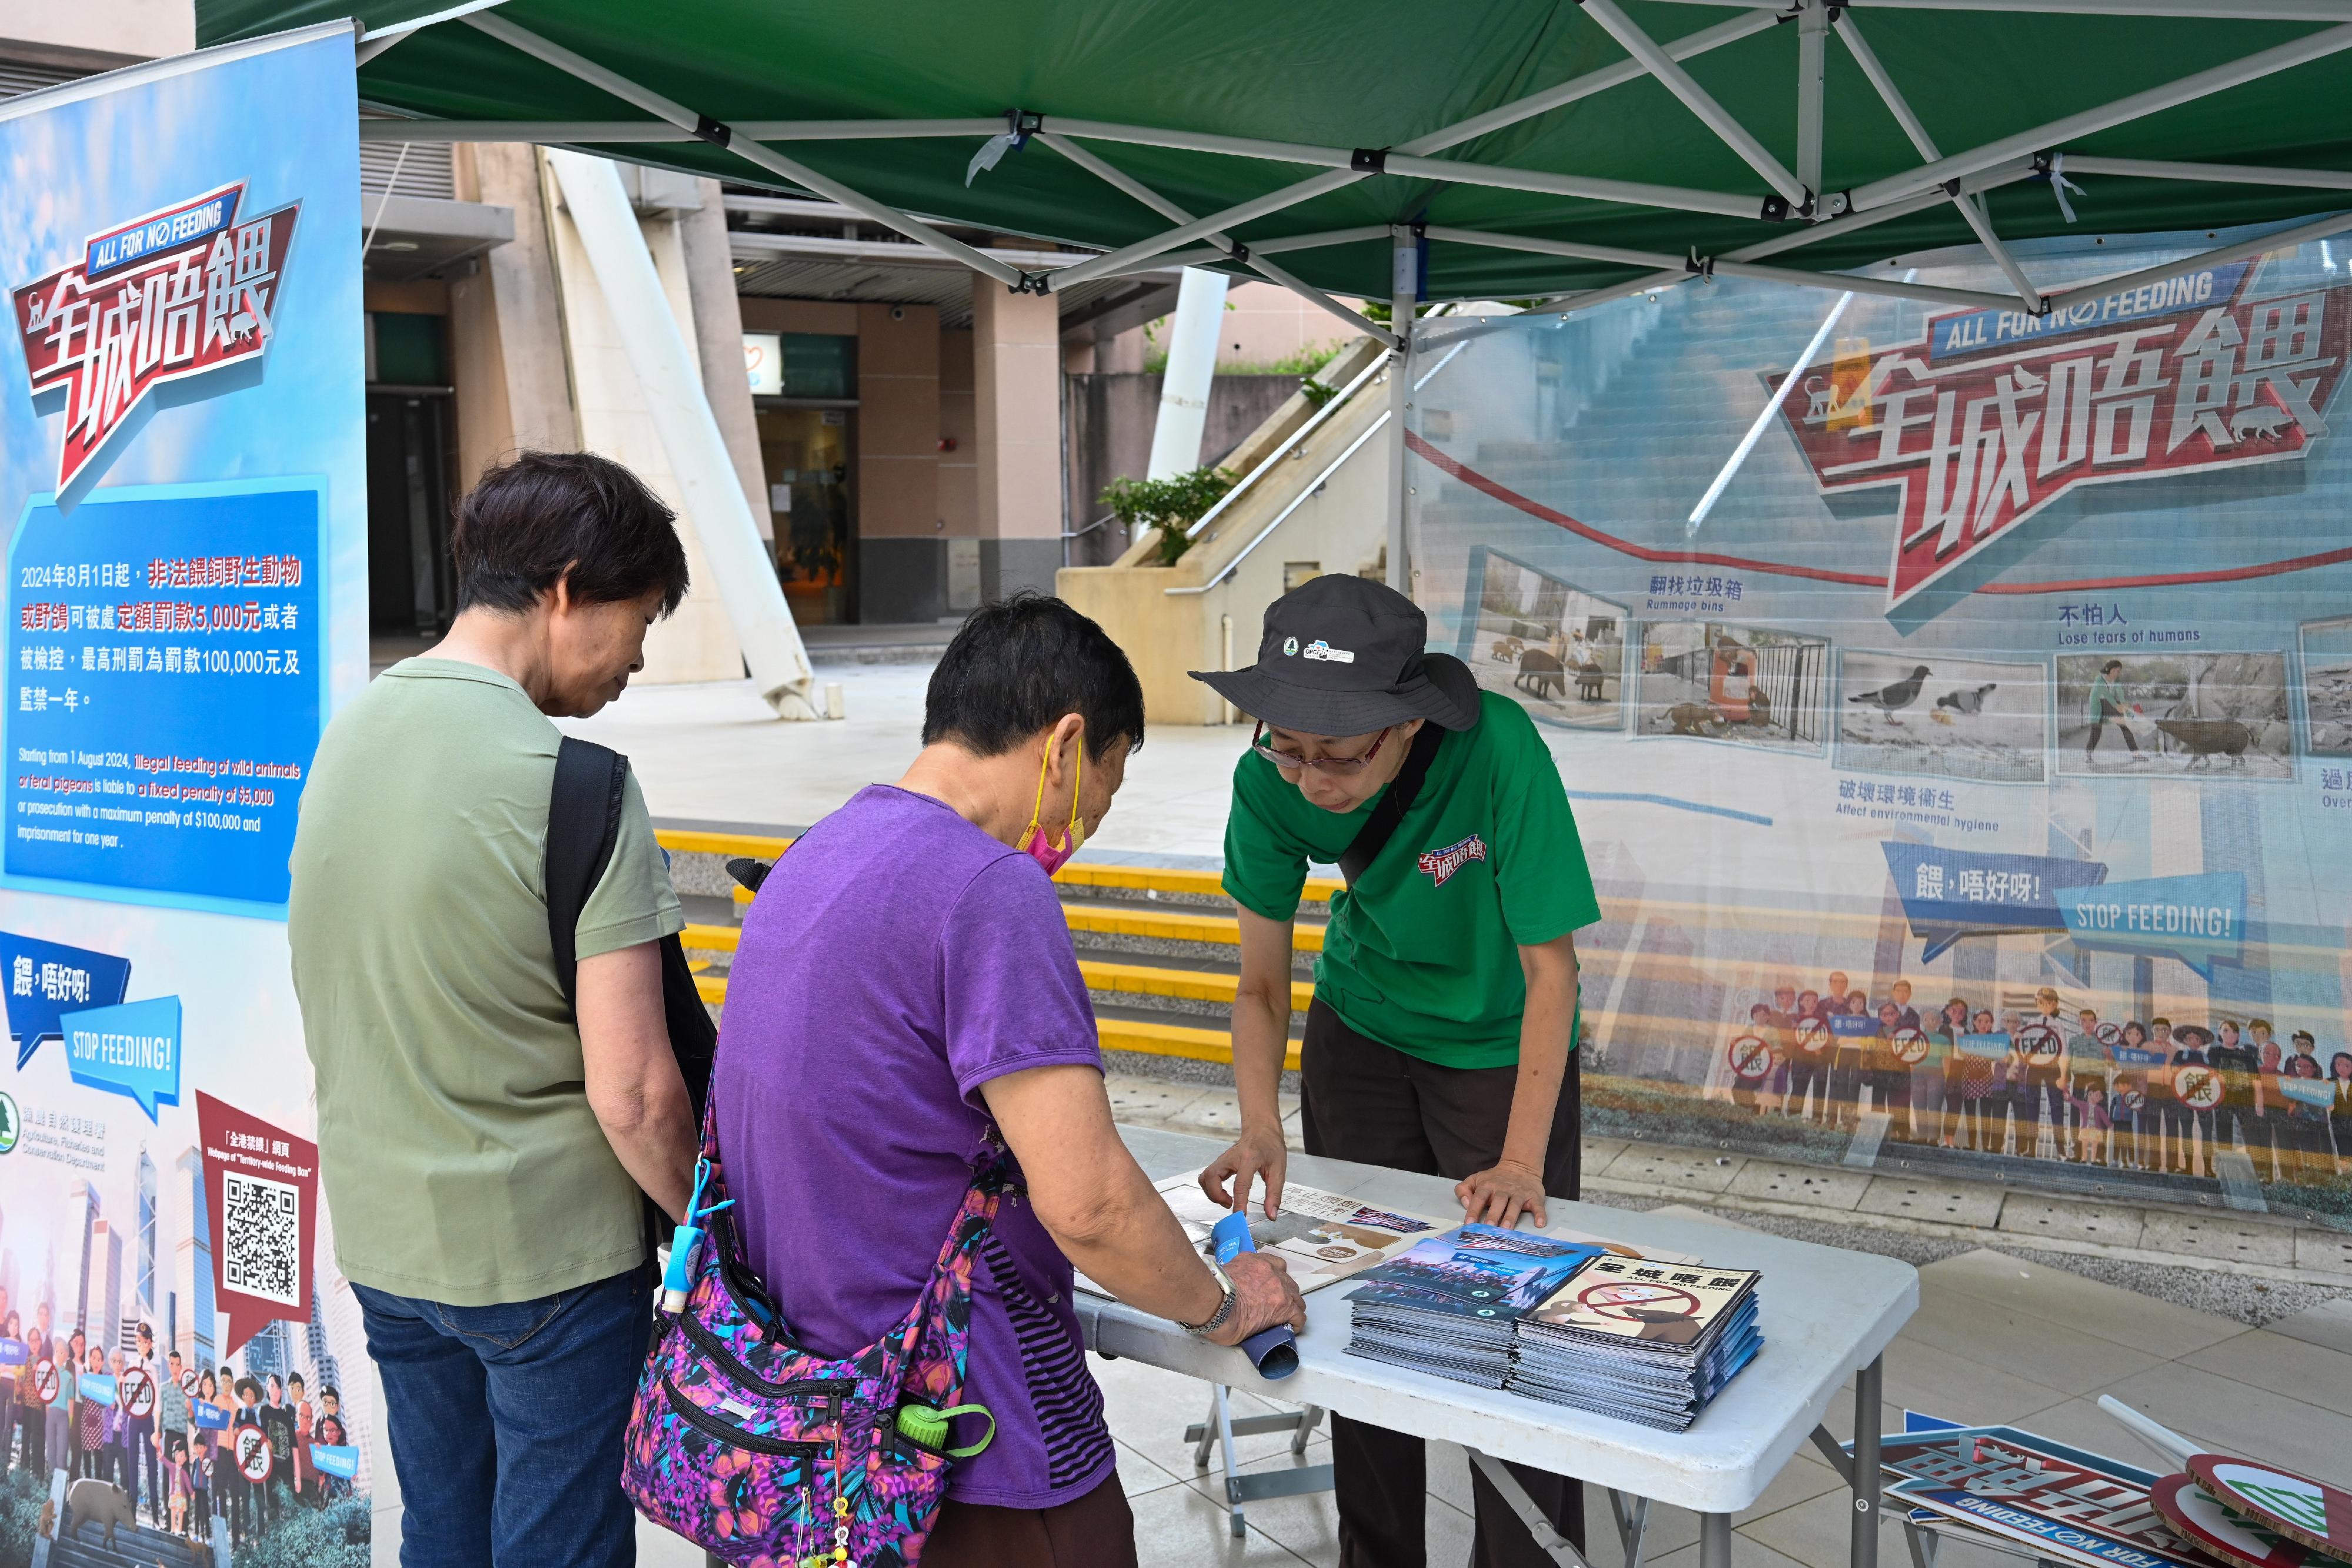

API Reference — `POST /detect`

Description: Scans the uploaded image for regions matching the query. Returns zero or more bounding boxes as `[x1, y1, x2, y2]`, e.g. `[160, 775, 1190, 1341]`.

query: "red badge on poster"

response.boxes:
[180, 1368, 199, 1397]
[1892, 1027, 1930, 1066]
[31, 1360, 57, 1406]
[121, 1368, 155, 1420]
[196, 1091, 318, 1357]
[235, 1425, 273, 1484]
[2173, 1065, 2224, 1109]
[1795, 1018, 1832, 1056]
[2019, 1024, 2063, 1065]
[1726, 1034, 1772, 1081]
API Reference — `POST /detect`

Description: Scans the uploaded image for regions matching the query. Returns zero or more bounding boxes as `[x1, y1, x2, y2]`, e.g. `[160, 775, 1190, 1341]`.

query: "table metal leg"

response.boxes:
[1608, 1487, 1653, 1568]
[1191, 1390, 1221, 1470]
[1903, 1520, 1940, 1568]
[1701, 1512, 1735, 1568]
[1465, 1447, 1595, 1568]
[1213, 1383, 1245, 1538]
[1180, 1385, 1335, 1539]
[1852, 1354, 1884, 1568]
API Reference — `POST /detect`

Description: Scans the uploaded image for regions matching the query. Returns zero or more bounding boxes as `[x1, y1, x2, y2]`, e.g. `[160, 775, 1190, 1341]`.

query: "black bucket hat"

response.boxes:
[1189, 575, 1481, 735]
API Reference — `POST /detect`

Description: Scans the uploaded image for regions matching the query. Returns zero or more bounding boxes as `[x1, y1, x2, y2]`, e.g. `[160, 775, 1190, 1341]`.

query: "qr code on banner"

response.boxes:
[221, 1170, 300, 1306]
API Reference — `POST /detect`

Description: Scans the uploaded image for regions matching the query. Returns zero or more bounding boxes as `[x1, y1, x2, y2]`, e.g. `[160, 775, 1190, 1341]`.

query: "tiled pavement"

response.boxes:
[614, 1145, 2352, 1568]
[625, 1231, 2351, 1568]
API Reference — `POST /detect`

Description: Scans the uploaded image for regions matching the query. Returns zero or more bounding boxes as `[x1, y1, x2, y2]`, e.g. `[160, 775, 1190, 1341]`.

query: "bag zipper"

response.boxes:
[660, 1374, 827, 1459]
[672, 1314, 857, 1402]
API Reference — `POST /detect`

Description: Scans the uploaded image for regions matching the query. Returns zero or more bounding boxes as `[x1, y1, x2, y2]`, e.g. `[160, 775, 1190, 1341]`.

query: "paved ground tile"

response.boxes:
[1855, 1176, 2004, 1228]
[2137, 1210, 2297, 1267]
[1603, 1145, 1746, 1193]
[1994, 1196, 2146, 1248]
[1918, 1249, 2247, 1358]
[1726, 1162, 1873, 1211]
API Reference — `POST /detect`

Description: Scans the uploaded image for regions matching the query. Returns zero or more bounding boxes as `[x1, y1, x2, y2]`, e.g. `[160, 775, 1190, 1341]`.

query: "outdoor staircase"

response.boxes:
[662, 828, 1324, 1072]
[1414, 279, 1883, 566]
[48, 1512, 202, 1568]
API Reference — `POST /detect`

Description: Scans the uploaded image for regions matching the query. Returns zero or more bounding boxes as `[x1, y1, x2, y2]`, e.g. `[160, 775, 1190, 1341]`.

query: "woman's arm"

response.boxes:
[1455, 932, 1579, 1228]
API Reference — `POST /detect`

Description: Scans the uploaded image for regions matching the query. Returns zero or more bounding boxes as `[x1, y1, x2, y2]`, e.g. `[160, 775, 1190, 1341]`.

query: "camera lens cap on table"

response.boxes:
[2185, 1456, 2352, 1564]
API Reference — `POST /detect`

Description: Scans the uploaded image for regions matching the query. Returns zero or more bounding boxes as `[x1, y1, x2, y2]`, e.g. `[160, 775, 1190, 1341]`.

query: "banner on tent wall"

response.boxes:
[1409, 228, 2352, 1230]
[0, 24, 373, 1557]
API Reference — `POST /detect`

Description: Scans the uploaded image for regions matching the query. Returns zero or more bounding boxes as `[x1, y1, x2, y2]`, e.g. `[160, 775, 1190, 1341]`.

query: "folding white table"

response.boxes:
[1080, 1126, 1920, 1568]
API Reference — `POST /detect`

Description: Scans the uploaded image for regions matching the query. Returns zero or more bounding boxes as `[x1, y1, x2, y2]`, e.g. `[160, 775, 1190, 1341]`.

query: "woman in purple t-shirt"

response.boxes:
[714, 597, 1303, 1566]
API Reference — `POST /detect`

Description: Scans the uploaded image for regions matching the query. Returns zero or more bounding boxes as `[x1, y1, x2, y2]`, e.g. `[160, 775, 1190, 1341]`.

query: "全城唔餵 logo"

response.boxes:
[11, 182, 300, 492]
[1774, 262, 2351, 608]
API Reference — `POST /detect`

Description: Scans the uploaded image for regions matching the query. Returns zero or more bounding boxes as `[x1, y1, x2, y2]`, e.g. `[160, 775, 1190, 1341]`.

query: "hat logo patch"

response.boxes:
[1282, 636, 1299, 656]
[1302, 639, 1355, 664]
[1417, 834, 1487, 888]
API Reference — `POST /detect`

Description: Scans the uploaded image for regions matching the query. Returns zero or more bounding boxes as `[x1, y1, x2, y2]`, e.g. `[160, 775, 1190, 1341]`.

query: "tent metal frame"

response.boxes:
[350, 0, 2352, 667]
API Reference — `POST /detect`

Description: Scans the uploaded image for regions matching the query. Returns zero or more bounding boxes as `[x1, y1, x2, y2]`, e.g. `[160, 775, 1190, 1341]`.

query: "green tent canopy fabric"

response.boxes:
[199, 0, 2352, 307]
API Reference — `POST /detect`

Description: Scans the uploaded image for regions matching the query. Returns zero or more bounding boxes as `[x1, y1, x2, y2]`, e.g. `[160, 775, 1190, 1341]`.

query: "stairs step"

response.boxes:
[686, 903, 1322, 957]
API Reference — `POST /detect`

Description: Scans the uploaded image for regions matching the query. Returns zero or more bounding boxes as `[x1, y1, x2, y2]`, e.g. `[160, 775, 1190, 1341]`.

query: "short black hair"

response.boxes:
[452, 450, 690, 617]
[923, 593, 1144, 761]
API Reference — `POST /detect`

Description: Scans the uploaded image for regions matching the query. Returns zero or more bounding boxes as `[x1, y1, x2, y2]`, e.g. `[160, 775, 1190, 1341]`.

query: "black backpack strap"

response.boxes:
[548, 737, 629, 1011]
[1336, 720, 1448, 887]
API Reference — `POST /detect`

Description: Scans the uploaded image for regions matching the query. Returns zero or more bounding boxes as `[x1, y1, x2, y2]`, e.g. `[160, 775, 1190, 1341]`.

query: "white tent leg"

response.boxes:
[1148, 268, 1230, 479]
[546, 149, 819, 719]
[1387, 228, 1415, 596]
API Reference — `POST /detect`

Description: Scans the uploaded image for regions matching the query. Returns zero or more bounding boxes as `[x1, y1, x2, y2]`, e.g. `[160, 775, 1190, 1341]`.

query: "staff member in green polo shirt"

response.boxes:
[1191, 574, 1599, 1568]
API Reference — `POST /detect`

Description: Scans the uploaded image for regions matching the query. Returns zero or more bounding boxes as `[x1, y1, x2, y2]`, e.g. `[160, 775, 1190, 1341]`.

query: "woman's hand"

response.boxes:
[1203, 1251, 1307, 1347]
[1200, 1122, 1288, 1219]
[1455, 1158, 1549, 1229]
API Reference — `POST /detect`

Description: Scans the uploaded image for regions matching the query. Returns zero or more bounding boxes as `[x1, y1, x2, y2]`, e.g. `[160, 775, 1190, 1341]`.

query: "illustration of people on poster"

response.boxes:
[1411, 226, 2352, 1225]
[0, 22, 369, 1563]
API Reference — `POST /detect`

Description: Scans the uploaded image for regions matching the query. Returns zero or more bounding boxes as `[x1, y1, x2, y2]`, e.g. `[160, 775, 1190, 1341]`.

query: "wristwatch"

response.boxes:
[1178, 1259, 1238, 1338]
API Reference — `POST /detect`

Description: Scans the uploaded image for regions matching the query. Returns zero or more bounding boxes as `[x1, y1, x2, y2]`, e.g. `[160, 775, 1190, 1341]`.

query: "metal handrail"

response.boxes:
[1063, 513, 1121, 540]
[1165, 416, 1392, 596]
[1182, 348, 1395, 540]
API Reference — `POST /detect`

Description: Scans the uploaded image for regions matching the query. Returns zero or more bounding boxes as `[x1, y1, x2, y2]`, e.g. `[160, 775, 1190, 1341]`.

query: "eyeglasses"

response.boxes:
[1251, 721, 1393, 775]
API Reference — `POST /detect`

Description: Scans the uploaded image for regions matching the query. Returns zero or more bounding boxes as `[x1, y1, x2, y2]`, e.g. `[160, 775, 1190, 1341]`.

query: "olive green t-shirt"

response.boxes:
[288, 658, 683, 1306]
[1221, 690, 1600, 1068]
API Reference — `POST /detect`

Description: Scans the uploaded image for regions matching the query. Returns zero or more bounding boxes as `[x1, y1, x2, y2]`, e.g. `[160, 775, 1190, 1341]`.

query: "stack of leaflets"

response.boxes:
[1343, 1225, 1605, 1388]
[1509, 1255, 1763, 1430]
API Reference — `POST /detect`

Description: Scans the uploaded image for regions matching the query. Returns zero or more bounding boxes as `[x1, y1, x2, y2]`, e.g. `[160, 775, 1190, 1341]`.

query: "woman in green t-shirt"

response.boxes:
[1191, 574, 1601, 1568]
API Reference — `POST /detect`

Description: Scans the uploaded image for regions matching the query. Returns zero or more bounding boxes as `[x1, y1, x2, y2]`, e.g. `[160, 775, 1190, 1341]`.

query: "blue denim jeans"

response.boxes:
[356, 1266, 651, 1568]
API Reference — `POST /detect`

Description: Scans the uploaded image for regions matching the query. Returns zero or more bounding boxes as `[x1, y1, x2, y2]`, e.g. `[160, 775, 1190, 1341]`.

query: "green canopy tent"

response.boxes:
[195, 0, 2352, 600]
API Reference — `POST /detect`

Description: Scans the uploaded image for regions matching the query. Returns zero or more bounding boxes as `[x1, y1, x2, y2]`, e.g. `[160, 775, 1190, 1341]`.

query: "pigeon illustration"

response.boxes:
[1936, 682, 1997, 716]
[1847, 666, 1932, 725]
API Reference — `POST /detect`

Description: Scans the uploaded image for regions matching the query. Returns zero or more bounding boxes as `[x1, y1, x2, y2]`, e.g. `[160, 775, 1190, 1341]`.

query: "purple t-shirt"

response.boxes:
[713, 786, 1116, 1508]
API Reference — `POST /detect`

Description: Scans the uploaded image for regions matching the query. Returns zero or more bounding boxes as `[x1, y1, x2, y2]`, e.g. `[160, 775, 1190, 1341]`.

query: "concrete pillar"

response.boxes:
[970, 283, 1063, 603]
[853, 302, 943, 623]
[540, 152, 746, 687]
[446, 142, 578, 484]
[677, 180, 775, 544]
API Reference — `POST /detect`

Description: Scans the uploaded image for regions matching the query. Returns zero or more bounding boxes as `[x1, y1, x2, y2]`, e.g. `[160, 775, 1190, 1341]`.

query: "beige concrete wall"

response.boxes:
[1053, 564, 1215, 727]
[543, 156, 742, 684]
[738, 299, 858, 335]
[1111, 280, 1365, 373]
[4, 0, 189, 59]
[971, 286, 1061, 546]
[938, 328, 977, 538]
[854, 303, 940, 539]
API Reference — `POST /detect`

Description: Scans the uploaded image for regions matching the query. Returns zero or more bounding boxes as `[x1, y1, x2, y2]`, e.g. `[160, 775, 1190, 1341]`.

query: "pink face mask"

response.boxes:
[1021, 741, 1084, 875]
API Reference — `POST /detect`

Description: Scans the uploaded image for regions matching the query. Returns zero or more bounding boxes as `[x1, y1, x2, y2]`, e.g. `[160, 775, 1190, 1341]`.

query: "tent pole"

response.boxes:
[1387, 229, 1415, 596]
[464, 13, 1028, 287]
[1848, 19, 2352, 210]
[543, 149, 820, 720]
[1834, 12, 2044, 310]
[1639, 0, 2352, 16]
[1033, 132, 1398, 345]
[1043, 9, 1774, 291]
[1421, 226, 2023, 310]
[355, 118, 1007, 143]
[1578, 0, 1809, 208]
[2039, 208, 2352, 311]
[1796, 0, 1828, 200]
[2059, 155, 2352, 191]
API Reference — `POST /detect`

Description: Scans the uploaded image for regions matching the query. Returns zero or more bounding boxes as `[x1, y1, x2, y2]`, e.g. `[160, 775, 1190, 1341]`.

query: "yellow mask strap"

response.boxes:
[1027, 734, 1084, 848]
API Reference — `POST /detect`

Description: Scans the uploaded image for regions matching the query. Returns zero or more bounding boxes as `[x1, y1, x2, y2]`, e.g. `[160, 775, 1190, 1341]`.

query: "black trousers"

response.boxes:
[1299, 999, 1585, 1568]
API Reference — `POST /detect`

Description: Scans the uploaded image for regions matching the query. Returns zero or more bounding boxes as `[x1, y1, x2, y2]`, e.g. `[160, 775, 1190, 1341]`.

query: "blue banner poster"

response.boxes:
[1410, 227, 2352, 1228]
[0, 22, 375, 1554]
